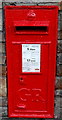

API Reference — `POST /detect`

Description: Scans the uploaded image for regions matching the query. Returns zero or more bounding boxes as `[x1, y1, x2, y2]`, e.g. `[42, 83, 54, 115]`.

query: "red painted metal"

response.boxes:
[4, 6, 58, 118]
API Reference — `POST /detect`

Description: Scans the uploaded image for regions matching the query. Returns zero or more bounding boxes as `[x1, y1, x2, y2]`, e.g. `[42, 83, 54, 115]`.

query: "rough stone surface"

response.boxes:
[0, 77, 7, 97]
[0, 32, 2, 42]
[55, 89, 62, 97]
[58, 40, 62, 53]
[0, 9, 2, 31]
[57, 64, 62, 76]
[3, 0, 62, 3]
[0, 65, 6, 77]
[1, 118, 42, 120]
[56, 77, 62, 89]
[0, 43, 5, 54]
[58, 31, 62, 39]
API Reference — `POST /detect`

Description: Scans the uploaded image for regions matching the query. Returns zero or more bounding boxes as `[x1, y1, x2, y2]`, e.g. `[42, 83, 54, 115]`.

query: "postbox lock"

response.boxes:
[19, 77, 24, 83]
[20, 77, 23, 80]
[19, 76, 26, 84]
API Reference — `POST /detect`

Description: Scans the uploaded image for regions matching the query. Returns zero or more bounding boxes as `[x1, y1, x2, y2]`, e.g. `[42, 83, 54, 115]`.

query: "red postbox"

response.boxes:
[5, 6, 58, 118]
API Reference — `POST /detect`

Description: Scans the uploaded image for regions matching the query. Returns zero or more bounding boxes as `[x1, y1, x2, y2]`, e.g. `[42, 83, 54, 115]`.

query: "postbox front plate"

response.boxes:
[5, 6, 58, 118]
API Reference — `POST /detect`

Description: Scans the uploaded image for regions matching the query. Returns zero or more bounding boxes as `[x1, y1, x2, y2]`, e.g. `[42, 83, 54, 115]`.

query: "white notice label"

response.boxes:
[22, 44, 41, 72]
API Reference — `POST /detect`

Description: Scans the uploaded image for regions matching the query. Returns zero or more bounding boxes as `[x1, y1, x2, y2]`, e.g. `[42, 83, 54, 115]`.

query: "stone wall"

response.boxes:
[0, 0, 62, 120]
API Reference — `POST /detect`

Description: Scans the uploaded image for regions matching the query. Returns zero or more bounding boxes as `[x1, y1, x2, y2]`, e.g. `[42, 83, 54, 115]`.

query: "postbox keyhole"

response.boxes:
[20, 77, 23, 80]
[20, 77, 24, 83]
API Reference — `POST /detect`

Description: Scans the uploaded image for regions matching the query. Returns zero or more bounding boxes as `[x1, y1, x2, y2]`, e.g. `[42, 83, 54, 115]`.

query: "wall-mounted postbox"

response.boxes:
[5, 6, 58, 118]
